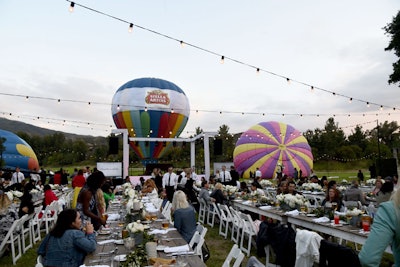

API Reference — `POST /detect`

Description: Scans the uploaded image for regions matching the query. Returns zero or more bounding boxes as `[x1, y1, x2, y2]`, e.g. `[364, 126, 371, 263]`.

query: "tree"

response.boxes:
[348, 125, 368, 151]
[384, 10, 400, 86]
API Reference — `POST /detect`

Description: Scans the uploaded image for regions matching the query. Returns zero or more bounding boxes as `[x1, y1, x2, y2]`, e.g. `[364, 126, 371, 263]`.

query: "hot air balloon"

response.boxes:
[0, 129, 39, 171]
[233, 121, 313, 179]
[111, 78, 190, 162]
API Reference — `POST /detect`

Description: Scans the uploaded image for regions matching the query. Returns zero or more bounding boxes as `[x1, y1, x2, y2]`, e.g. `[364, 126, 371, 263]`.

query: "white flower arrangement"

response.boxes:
[11, 190, 23, 198]
[224, 185, 238, 194]
[301, 183, 322, 192]
[121, 182, 132, 190]
[337, 186, 347, 192]
[30, 189, 39, 194]
[276, 193, 308, 209]
[49, 184, 59, 190]
[346, 208, 363, 217]
[127, 221, 145, 233]
[341, 179, 350, 185]
[124, 188, 136, 199]
[365, 179, 383, 186]
[260, 179, 273, 187]
[6, 191, 13, 201]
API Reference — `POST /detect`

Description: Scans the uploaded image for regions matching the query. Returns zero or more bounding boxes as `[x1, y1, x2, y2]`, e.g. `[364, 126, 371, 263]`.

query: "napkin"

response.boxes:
[164, 244, 190, 253]
[242, 200, 253, 205]
[106, 213, 120, 221]
[259, 205, 272, 210]
[285, 210, 299, 216]
[148, 228, 177, 235]
[145, 207, 158, 213]
[79, 265, 109, 267]
[312, 216, 330, 223]
[97, 239, 116, 245]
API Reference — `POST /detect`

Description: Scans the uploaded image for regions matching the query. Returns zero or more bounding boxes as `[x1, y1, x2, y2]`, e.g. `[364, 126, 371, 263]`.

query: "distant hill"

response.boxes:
[0, 117, 105, 142]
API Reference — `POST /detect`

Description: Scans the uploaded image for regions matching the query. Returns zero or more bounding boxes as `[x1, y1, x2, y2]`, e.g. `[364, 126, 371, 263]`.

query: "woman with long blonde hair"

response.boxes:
[171, 190, 196, 243]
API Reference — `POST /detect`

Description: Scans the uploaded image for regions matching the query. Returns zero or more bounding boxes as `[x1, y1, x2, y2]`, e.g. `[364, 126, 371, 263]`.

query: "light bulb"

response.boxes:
[128, 23, 133, 33]
[69, 2, 75, 13]
[220, 56, 224, 64]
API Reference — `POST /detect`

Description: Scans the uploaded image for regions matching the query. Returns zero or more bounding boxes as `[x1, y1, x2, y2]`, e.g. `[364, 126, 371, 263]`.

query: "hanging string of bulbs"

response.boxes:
[65, 0, 398, 112]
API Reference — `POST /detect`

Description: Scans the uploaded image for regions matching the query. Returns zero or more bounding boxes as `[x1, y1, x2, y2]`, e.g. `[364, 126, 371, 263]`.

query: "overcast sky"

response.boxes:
[0, 0, 399, 138]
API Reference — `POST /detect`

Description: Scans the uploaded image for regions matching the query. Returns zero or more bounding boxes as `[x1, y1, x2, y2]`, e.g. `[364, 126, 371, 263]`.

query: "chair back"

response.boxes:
[222, 244, 245, 267]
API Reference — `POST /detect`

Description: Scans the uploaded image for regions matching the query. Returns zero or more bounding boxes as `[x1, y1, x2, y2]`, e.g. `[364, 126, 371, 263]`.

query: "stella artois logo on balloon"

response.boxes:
[145, 89, 170, 105]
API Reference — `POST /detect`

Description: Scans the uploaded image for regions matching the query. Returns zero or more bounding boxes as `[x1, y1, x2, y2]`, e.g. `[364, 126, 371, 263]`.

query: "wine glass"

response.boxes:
[331, 202, 338, 211]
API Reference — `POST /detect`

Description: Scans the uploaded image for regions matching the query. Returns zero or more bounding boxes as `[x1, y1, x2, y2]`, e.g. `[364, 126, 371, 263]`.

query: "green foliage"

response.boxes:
[384, 10, 400, 86]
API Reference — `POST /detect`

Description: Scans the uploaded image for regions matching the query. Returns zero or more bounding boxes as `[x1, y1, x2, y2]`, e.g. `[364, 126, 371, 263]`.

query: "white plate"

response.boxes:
[306, 214, 316, 217]
[114, 254, 127, 261]
[114, 239, 124, 245]
[156, 245, 167, 251]
[330, 223, 343, 227]
[98, 230, 111, 235]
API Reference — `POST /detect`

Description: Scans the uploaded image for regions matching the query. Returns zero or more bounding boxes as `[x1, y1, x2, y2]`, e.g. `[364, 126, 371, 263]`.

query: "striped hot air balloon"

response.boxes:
[233, 121, 313, 179]
[111, 78, 190, 161]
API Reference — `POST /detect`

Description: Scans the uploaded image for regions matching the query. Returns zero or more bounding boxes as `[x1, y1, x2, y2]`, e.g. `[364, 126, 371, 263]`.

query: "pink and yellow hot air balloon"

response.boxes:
[233, 121, 313, 179]
[111, 78, 190, 161]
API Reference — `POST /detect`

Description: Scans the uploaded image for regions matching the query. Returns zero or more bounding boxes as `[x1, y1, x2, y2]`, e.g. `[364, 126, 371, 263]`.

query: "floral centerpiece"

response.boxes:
[260, 179, 274, 188]
[337, 185, 347, 192]
[121, 232, 154, 267]
[346, 208, 364, 227]
[276, 193, 309, 211]
[224, 185, 238, 195]
[301, 183, 322, 192]
[365, 179, 380, 186]
[11, 190, 23, 199]
[259, 195, 274, 205]
[341, 179, 350, 185]
[127, 221, 146, 244]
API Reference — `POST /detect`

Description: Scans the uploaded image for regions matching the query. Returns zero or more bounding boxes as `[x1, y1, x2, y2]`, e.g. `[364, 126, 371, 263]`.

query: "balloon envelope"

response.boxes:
[0, 129, 39, 171]
[111, 78, 190, 160]
[233, 121, 313, 179]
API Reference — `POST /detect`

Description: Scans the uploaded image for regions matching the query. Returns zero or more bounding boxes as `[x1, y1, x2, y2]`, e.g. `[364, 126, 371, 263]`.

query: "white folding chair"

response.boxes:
[207, 202, 220, 228]
[222, 244, 245, 267]
[229, 207, 242, 244]
[198, 198, 208, 224]
[196, 223, 208, 239]
[35, 255, 44, 267]
[31, 206, 44, 244]
[217, 204, 233, 239]
[0, 215, 26, 265]
[42, 201, 58, 234]
[188, 231, 205, 260]
[161, 201, 172, 223]
[239, 212, 257, 256]
[21, 213, 34, 253]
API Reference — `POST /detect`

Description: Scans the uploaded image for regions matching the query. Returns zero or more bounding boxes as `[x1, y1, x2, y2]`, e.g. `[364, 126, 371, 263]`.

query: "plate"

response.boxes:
[114, 254, 127, 261]
[330, 223, 343, 227]
[114, 239, 124, 245]
[143, 225, 150, 230]
[306, 214, 316, 217]
[98, 230, 111, 235]
[156, 245, 167, 251]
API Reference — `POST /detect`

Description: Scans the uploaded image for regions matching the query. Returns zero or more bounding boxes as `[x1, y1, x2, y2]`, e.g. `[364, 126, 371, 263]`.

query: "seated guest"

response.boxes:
[376, 181, 394, 206]
[101, 182, 116, 209]
[141, 178, 159, 199]
[18, 183, 34, 219]
[344, 180, 366, 205]
[372, 178, 383, 195]
[239, 181, 250, 194]
[210, 182, 227, 204]
[288, 181, 301, 195]
[277, 180, 288, 195]
[171, 190, 197, 243]
[199, 181, 212, 206]
[0, 190, 19, 241]
[250, 182, 266, 196]
[321, 188, 343, 211]
[43, 184, 59, 208]
[38, 209, 96, 267]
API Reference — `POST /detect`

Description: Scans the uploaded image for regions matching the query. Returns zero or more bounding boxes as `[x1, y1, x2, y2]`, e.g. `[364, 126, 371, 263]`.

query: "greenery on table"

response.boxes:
[120, 232, 154, 267]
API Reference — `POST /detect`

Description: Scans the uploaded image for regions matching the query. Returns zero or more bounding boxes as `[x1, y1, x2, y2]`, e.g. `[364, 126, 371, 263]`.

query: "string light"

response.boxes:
[349, 98, 352, 103]
[220, 56, 225, 64]
[310, 86, 314, 92]
[144, 107, 147, 112]
[128, 23, 133, 33]
[367, 102, 370, 107]
[180, 40, 185, 47]
[69, 2, 75, 12]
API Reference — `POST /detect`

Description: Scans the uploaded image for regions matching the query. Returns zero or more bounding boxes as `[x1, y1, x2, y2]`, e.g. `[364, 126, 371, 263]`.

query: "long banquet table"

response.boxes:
[232, 199, 392, 254]
[83, 201, 206, 267]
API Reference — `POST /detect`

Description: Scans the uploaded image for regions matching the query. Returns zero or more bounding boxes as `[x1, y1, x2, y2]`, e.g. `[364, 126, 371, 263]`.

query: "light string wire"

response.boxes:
[65, 0, 398, 112]
[2, 92, 399, 119]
